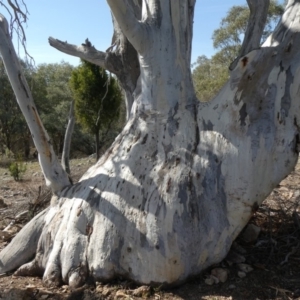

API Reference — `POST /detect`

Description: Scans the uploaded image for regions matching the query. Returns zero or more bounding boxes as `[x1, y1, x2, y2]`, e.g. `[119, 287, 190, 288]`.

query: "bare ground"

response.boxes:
[0, 157, 300, 300]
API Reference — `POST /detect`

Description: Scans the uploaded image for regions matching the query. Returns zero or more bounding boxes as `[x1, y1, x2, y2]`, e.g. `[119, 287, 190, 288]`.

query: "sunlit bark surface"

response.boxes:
[0, 0, 300, 287]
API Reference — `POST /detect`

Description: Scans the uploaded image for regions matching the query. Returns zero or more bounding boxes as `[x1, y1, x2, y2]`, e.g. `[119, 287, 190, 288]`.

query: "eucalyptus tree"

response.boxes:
[0, 0, 300, 289]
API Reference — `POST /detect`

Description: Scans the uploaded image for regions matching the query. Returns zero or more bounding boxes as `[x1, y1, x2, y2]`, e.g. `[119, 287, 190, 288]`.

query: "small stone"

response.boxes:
[238, 263, 254, 273]
[226, 250, 246, 264]
[40, 295, 49, 299]
[96, 285, 103, 293]
[241, 224, 261, 243]
[211, 268, 228, 283]
[115, 290, 128, 298]
[0, 198, 7, 208]
[61, 285, 69, 290]
[228, 284, 236, 289]
[102, 287, 112, 297]
[232, 242, 247, 254]
[238, 271, 247, 278]
[25, 284, 36, 292]
[132, 286, 151, 297]
[205, 276, 215, 285]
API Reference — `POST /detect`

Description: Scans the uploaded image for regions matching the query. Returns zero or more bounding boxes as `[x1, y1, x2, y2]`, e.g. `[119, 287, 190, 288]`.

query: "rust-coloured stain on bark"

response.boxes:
[31, 106, 52, 161]
[241, 56, 248, 67]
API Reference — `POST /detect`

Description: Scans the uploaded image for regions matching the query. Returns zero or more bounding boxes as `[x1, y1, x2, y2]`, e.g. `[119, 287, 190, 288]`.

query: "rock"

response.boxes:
[33, 172, 42, 177]
[232, 242, 247, 254]
[0, 186, 10, 190]
[241, 224, 261, 243]
[237, 271, 247, 278]
[211, 268, 228, 283]
[102, 287, 112, 297]
[205, 275, 215, 285]
[115, 290, 128, 298]
[0, 198, 7, 208]
[132, 286, 151, 297]
[228, 284, 236, 289]
[238, 263, 254, 273]
[226, 250, 246, 264]
[95, 284, 103, 293]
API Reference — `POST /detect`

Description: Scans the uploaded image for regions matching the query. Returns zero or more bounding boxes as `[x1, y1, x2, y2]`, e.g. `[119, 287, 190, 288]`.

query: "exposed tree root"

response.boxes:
[0, 208, 49, 274]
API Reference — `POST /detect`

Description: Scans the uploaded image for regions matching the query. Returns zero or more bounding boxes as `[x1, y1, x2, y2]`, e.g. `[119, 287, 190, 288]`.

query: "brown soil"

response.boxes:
[0, 157, 300, 300]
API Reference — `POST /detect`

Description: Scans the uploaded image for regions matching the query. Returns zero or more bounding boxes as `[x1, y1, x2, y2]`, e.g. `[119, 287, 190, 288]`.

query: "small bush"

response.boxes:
[8, 161, 27, 181]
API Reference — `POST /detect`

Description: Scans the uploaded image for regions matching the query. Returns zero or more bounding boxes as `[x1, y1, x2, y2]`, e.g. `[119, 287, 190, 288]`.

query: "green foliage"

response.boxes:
[192, 55, 229, 102]
[70, 60, 123, 157]
[212, 0, 284, 62]
[193, 0, 284, 102]
[70, 60, 122, 134]
[0, 59, 29, 156]
[31, 62, 75, 153]
[8, 160, 26, 181]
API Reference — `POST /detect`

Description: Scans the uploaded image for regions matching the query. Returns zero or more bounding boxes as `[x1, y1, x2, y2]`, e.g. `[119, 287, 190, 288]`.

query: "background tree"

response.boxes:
[70, 60, 123, 160]
[0, 59, 30, 157]
[32, 62, 75, 154]
[193, 0, 284, 101]
[1, 0, 300, 289]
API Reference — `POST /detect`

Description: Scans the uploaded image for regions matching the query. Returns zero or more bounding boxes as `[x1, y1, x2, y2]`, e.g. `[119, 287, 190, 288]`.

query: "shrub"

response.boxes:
[8, 161, 26, 181]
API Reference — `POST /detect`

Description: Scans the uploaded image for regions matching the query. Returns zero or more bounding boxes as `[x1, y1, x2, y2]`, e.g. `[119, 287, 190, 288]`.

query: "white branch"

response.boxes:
[49, 37, 108, 70]
[61, 100, 75, 176]
[106, 0, 147, 53]
[230, 0, 270, 70]
[0, 14, 71, 193]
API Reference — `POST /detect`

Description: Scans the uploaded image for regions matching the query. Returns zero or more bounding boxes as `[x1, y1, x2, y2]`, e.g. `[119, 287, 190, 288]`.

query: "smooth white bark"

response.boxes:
[48, 37, 107, 70]
[107, 0, 147, 53]
[1, 0, 300, 288]
[230, 0, 270, 70]
[0, 14, 71, 194]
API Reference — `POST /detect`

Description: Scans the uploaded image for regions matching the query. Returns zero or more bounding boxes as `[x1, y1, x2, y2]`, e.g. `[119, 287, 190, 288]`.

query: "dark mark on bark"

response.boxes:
[294, 134, 300, 154]
[285, 41, 292, 53]
[252, 201, 259, 214]
[141, 134, 148, 145]
[241, 56, 248, 67]
[239, 103, 247, 126]
[86, 224, 93, 242]
[166, 178, 171, 193]
[18, 72, 29, 98]
[203, 120, 214, 131]
[280, 66, 293, 119]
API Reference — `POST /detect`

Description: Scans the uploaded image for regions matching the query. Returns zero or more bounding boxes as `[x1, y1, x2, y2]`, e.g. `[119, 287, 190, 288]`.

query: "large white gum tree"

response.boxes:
[0, 0, 299, 288]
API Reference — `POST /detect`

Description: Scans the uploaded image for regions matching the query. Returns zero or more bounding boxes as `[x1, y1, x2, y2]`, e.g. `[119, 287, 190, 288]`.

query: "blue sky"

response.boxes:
[3, 1, 251, 65]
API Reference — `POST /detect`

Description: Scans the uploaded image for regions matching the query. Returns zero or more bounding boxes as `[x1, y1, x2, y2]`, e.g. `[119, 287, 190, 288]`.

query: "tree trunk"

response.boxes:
[0, 14, 71, 193]
[1, 0, 300, 288]
[95, 131, 100, 161]
[61, 100, 75, 175]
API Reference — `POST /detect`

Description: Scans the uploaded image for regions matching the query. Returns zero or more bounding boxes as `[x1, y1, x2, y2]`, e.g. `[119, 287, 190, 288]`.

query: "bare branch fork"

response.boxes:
[230, 0, 270, 70]
[49, 2, 142, 120]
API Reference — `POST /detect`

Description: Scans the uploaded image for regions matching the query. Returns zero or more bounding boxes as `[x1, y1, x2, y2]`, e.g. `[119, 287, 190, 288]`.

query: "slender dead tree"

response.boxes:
[61, 100, 75, 175]
[0, 0, 300, 288]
